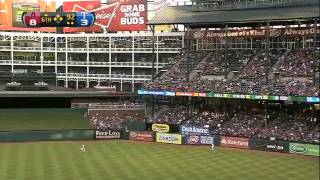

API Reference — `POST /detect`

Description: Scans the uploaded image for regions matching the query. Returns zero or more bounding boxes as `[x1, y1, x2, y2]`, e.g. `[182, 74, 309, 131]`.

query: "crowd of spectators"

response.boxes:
[156, 51, 205, 84]
[186, 110, 225, 128]
[196, 52, 225, 76]
[151, 105, 319, 144]
[153, 105, 198, 124]
[255, 111, 319, 144]
[278, 49, 314, 77]
[266, 79, 319, 96]
[90, 112, 142, 130]
[144, 48, 319, 96]
[88, 101, 145, 129]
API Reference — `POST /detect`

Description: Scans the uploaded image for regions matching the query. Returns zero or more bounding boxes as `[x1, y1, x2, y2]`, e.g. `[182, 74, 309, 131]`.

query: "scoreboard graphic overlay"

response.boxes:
[22, 12, 95, 27]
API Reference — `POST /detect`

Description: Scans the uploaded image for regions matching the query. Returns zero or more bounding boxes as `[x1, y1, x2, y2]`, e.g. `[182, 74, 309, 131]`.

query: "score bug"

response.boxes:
[22, 12, 41, 27]
[75, 12, 95, 27]
[22, 12, 95, 27]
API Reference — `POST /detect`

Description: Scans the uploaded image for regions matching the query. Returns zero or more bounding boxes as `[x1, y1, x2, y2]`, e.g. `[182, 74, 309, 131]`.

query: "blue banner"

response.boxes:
[184, 135, 214, 145]
[307, 96, 320, 103]
[180, 125, 210, 136]
[138, 90, 175, 96]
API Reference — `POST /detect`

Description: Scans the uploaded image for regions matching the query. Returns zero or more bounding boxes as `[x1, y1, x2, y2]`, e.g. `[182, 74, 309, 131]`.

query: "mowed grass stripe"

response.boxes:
[0, 140, 318, 180]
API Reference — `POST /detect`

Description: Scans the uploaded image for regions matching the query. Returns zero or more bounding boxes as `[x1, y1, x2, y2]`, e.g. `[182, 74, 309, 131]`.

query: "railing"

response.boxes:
[88, 104, 145, 110]
[0, 46, 180, 52]
[0, 60, 167, 67]
[192, 0, 318, 11]
[56, 73, 152, 80]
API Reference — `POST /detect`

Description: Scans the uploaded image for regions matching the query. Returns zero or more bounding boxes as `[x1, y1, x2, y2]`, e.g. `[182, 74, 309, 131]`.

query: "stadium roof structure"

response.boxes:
[148, 4, 320, 27]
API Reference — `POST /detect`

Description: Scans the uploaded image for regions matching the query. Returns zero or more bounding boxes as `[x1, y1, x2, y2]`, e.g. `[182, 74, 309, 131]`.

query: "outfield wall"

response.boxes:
[0, 129, 94, 142]
[0, 129, 318, 157]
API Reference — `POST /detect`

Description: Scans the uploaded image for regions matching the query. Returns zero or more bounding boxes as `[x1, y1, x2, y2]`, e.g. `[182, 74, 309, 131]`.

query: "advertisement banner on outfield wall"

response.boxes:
[156, 133, 181, 144]
[249, 139, 289, 153]
[289, 143, 320, 156]
[220, 136, 249, 149]
[184, 135, 215, 145]
[95, 130, 121, 139]
[152, 124, 170, 133]
[129, 131, 153, 142]
[180, 125, 210, 136]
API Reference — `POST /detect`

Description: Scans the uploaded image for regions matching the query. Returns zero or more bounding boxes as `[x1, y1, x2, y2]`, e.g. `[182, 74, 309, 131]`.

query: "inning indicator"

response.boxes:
[22, 12, 95, 27]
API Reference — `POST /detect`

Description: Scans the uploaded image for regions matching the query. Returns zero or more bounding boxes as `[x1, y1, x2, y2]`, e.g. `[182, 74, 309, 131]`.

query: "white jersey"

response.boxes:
[211, 144, 215, 151]
[81, 145, 86, 152]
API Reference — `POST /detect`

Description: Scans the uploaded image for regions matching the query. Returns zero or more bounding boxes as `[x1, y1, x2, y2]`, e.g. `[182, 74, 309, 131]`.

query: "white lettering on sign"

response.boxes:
[120, 4, 146, 25]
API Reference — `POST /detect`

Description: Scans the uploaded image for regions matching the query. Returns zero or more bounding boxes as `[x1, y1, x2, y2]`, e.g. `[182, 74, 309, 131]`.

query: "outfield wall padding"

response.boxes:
[0, 130, 94, 142]
[183, 135, 220, 145]
[289, 143, 320, 156]
[249, 139, 289, 153]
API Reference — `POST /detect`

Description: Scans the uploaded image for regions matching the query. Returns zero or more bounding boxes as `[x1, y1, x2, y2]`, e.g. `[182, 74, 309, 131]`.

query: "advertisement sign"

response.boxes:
[63, 0, 147, 32]
[306, 96, 320, 103]
[249, 139, 289, 153]
[268, 96, 279, 101]
[288, 96, 306, 102]
[176, 92, 193, 96]
[156, 133, 181, 144]
[95, 130, 121, 139]
[191, 27, 320, 40]
[220, 136, 249, 149]
[184, 135, 214, 145]
[129, 131, 153, 142]
[152, 124, 169, 133]
[138, 90, 318, 104]
[289, 143, 320, 156]
[138, 90, 175, 96]
[180, 125, 209, 136]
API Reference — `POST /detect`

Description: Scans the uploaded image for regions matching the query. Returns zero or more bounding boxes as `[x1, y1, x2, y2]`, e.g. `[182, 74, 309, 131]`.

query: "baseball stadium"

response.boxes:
[0, 0, 319, 179]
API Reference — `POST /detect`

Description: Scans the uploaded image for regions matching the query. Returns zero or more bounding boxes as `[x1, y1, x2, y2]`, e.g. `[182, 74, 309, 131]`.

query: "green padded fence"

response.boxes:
[0, 129, 94, 142]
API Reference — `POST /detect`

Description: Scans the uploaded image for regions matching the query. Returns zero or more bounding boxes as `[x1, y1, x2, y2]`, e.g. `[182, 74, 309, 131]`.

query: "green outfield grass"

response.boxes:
[0, 140, 318, 180]
[0, 108, 89, 131]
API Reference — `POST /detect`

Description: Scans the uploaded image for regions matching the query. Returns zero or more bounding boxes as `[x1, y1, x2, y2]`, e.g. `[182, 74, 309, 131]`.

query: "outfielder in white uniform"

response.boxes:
[81, 144, 86, 152]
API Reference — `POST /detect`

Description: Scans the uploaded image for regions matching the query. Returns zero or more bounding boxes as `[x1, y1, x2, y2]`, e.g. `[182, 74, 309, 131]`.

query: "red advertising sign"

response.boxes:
[63, 0, 147, 33]
[220, 136, 249, 149]
[110, 0, 147, 32]
[129, 131, 153, 142]
[176, 92, 193, 96]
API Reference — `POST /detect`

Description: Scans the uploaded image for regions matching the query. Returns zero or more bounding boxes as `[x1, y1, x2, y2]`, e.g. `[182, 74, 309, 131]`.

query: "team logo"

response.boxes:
[130, 132, 137, 137]
[193, 31, 205, 39]
[270, 29, 282, 37]
[188, 135, 199, 144]
[71, 2, 119, 29]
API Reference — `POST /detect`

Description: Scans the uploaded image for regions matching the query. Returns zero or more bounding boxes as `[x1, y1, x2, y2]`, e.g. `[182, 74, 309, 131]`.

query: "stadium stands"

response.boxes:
[144, 48, 319, 96]
[88, 102, 145, 129]
[150, 105, 319, 144]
